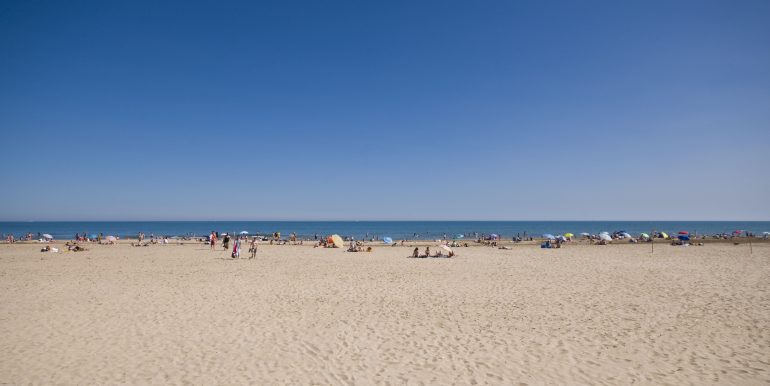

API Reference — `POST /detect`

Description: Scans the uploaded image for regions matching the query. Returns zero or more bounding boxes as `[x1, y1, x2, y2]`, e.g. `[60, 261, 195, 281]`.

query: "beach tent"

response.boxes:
[42, 234, 53, 240]
[383, 237, 393, 244]
[543, 234, 556, 240]
[564, 233, 574, 238]
[659, 232, 669, 239]
[330, 234, 344, 248]
[599, 233, 612, 241]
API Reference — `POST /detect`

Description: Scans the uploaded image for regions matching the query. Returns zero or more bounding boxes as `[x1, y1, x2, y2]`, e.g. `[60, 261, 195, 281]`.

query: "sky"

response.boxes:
[1, 0, 768, 221]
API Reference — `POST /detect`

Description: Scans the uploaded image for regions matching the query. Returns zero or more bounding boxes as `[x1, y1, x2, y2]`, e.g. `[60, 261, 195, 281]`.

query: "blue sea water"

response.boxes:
[1, 221, 768, 241]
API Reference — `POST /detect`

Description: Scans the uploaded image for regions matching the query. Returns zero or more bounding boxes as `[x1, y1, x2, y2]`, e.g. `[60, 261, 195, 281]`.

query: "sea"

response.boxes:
[2, 221, 769, 240]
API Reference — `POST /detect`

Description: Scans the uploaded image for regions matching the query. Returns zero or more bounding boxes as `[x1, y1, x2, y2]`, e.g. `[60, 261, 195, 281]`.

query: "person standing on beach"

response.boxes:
[210, 231, 216, 250]
[249, 237, 258, 259]
[231, 237, 241, 258]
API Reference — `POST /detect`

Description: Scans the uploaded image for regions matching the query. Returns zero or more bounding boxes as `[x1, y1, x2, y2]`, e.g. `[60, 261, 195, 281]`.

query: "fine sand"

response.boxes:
[1, 241, 768, 385]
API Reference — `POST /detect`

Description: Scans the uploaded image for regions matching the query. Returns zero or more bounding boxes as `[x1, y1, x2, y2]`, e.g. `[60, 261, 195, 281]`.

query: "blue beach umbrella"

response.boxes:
[383, 237, 393, 244]
[678, 235, 690, 241]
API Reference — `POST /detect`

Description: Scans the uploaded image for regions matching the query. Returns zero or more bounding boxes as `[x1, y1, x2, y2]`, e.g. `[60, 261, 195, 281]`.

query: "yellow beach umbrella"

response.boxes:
[331, 234, 344, 248]
[660, 232, 669, 239]
[564, 233, 574, 238]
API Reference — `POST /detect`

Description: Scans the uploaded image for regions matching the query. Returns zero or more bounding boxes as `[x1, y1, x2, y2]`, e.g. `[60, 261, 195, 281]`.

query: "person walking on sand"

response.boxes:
[249, 237, 258, 259]
[209, 231, 216, 250]
[231, 237, 241, 258]
[223, 234, 230, 250]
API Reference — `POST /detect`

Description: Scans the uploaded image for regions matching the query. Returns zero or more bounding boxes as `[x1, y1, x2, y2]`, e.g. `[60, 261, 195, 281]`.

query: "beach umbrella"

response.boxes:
[600, 231, 609, 235]
[239, 231, 249, 235]
[490, 233, 499, 239]
[678, 231, 689, 235]
[640, 233, 650, 239]
[331, 234, 344, 248]
[660, 232, 669, 239]
[564, 233, 574, 238]
[763, 232, 770, 236]
[556, 235, 567, 241]
[440, 245, 453, 254]
[106, 236, 116, 242]
[678, 235, 690, 241]
[599, 233, 612, 241]
[543, 234, 556, 240]
[383, 237, 393, 244]
[42, 233, 53, 239]
[580, 232, 590, 236]
[733, 230, 744, 235]
[455, 234, 464, 239]
[621, 232, 632, 238]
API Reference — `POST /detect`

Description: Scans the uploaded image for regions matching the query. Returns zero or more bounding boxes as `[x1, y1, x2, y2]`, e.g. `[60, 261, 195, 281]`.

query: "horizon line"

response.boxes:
[2, 219, 769, 222]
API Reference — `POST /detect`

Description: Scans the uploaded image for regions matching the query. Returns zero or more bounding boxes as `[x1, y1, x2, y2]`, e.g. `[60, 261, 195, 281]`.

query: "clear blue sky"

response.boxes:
[1, 0, 768, 220]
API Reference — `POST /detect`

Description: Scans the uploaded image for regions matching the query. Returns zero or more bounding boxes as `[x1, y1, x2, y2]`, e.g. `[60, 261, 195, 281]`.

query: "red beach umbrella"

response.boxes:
[678, 231, 689, 235]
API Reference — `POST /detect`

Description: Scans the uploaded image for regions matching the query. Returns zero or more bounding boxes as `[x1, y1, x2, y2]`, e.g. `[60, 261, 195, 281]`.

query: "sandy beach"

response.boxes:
[1, 241, 768, 385]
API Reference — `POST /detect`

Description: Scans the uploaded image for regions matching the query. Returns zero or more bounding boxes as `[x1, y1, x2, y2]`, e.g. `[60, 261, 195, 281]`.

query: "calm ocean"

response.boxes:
[1, 221, 768, 240]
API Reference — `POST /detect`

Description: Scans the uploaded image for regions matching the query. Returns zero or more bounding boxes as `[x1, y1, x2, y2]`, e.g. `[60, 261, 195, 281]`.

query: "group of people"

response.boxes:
[411, 246, 454, 258]
[209, 231, 258, 259]
[347, 240, 372, 252]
